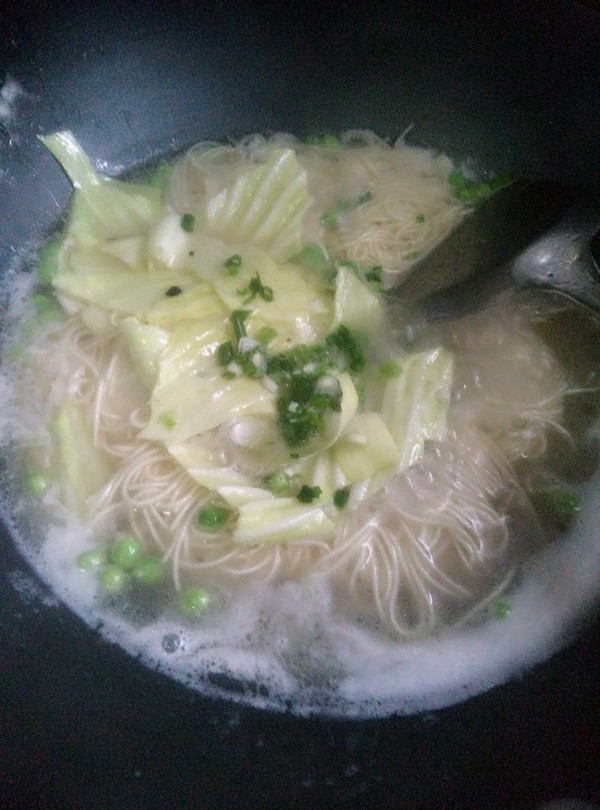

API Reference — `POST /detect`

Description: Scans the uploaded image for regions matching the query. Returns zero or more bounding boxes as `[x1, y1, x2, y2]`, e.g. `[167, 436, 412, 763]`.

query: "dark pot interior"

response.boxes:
[1, 2, 599, 808]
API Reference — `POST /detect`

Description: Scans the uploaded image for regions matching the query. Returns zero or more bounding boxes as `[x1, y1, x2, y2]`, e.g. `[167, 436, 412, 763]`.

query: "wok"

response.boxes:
[0, 2, 598, 808]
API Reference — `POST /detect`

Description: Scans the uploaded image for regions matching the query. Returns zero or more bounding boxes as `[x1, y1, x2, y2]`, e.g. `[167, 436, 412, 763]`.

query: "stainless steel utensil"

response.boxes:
[393, 180, 600, 329]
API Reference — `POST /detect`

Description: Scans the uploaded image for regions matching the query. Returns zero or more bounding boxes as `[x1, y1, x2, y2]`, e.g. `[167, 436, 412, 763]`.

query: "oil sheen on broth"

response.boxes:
[1, 130, 599, 717]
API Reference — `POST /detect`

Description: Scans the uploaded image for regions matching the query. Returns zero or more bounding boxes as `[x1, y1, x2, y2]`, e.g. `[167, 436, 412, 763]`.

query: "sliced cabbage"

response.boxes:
[99, 235, 148, 272]
[148, 216, 230, 274]
[120, 318, 169, 391]
[332, 265, 384, 335]
[233, 497, 335, 545]
[210, 245, 332, 348]
[332, 412, 400, 484]
[77, 306, 114, 336]
[53, 249, 197, 318]
[293, 451, 347, 500]
[145, 282, 227, 329]
[205, 148, 311, 262]
[223, 416, 291, 471]
[166, 440, 256, 489]
[379, 347, 454, 471]
[142, 373, 275, 444]
[216, 486, 274, 509]
[156, 316, 230, 385]
[48, 399, 112, 519]
[40, 131, 162, 245]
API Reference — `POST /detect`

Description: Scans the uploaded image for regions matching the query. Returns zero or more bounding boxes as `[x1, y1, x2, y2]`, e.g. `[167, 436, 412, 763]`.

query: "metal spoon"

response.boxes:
[392, 180, 600, 329]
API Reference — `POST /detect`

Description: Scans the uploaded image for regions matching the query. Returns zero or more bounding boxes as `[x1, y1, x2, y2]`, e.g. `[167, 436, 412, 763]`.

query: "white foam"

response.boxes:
[3, 468, 598, 718]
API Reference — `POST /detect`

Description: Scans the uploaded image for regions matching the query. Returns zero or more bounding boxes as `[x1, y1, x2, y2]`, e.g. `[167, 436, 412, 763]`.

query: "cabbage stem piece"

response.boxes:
[380, 347, 454, 471]
[233, 497, 335, 545]
[40, 130, 162, 245]
[48, 399, 112, 519]
[167, 441, 256, 490]
[120, 318, 170, 391]
[332, 265, 384, 334]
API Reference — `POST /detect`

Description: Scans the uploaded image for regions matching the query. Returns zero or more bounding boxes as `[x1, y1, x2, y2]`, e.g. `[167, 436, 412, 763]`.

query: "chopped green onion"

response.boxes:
[109, 535, 143, 570]
[276, 371, 342, 448]
[534, 488, 581, 527]
[356, 190, 373, 206]
[363, 265, 384, 293]
[231, 309, 250, 341]
[320, 208, 339, 230]
[277, 398, 324, 448]
[333, 487, 350, 510]
[336, 259, 360, 276]
[448, 170, 512, 205]
[323, 190, 373, 229]
[20, 302, 60, 336]
[265, 470, 296, 496]
[178, 586, 211, 619]
[321, 134, 341, 148]
[131, 555, 166, 586]
[488, 172, 513, 192]
[158, 410, 178, 430]
[256, 326, 277, 344]
[100, 564, 129, 594]
[364, 266, 382, 282]
[222, 370, 237, 380]
[297, 484, 322, 504]
[25, 470, 50, 496]
[197, 503, 232, 532]
[267, 342, 328, 380]
[20, 317, 40, 338]
[217, 341, 235, 366]
[3, 343, 25, 363]
[37, 240, 60, 285]
[448, 171, 466, 188]
[289, 372, 317, 402]
[406, 251, 420, 262]
[31, 293, 54, 313]
[379, 360, 402, 379]
[165, 285, 182, 297]
[237, 272, 274, 304]
[224, 254, 242, 275]
[489, 597, 511, 620]
[416, 212, 426, 224]
[235, 346, 267, 379]
[304, 134, 341, 148]
[76, 550, 106, 571]
[326, 324, 365, 373]
[180, 213, 196, 233]
[147, 162, 173, 189]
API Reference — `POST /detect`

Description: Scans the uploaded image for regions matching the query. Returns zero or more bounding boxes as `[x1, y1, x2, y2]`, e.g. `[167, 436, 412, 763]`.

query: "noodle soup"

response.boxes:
[1, 131, 598, 716]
